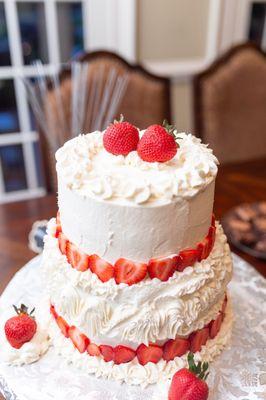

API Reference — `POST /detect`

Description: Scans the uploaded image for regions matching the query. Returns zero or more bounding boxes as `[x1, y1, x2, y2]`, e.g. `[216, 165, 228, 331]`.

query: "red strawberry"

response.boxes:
[209, 313, 223, 339]
[221, 294, 227, 315]
[89, 254, 114, 282]
[58, 232, 68, 255]
[103, 116, 139, 156]
[169, 352, 209, 400]
[197, 238, 210, 262]
[177, 249, 198, 272]
[137, 122, 178, 163]
[99, 345, 114, 362]
[66, 242, 89, 272]
[113, 345, 136, 365]
[56, 316, 69, 338]
[136, 343, 163, 365]
[211, 213, 215, 227]
[68, 326, 90, 353]
[55, 211, 62, 238]
[50, 304, 58, 320]
[4, 304, 37, 349]
[87, 343, 101, 357]
[114, 258, 147, 285]
[148, 255, 178, 281]
[190, 327, 209, 353]
[163, 337, 190, 361]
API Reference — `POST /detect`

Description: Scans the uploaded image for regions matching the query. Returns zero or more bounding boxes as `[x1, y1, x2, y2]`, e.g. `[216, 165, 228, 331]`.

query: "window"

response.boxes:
[0, 2, 11, 66]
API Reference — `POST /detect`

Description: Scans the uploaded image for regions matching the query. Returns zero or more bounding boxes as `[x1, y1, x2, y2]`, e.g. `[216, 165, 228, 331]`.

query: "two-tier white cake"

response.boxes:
[42, 127, 233, 386]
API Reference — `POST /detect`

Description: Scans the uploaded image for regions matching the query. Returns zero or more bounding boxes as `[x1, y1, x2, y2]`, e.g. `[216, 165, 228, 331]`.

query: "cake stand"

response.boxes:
[0, 254, 265, 400]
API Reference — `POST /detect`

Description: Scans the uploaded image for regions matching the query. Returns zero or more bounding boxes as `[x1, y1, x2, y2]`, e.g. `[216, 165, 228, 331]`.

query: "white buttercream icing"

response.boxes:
[55, 131, 218, 206]
[42, 219, 232, 347]
[48, 299, 233, 387]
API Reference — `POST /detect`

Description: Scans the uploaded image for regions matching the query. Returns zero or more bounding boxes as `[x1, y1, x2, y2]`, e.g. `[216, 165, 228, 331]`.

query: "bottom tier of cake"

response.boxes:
[48, 299, 233, 387]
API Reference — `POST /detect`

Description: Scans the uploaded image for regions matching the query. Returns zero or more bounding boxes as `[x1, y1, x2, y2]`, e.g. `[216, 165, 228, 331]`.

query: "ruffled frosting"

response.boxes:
[48, 299, 233, 387]
[55, 131, 218, 205]
[42, 219, 232, 346]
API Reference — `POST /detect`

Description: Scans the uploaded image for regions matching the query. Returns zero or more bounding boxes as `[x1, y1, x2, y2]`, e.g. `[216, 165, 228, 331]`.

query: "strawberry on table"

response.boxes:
[66, 242, 89, 272]
[68, 326, 90, 353]
[99, 345, 114, 362]
[148, 255, 179, 281]
[189, 327, 209, 353]
[113, 345, 136, 364]
[169, 352, 209, 400]
[103, 115, 139, 156]
[163, 337, 190, 361]
[4, 304, 37, 349]
[89, 254, 114, 282]
[114, 258, 147, 285]
[137, 120, 178, 163]
[136, 343, 163, 365]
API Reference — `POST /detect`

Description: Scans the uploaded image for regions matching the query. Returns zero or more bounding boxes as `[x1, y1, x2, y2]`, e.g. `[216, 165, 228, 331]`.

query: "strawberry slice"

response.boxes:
[197, 238, 210, 261]
[162, 337, 190, 361]
[66, 242, 89, 272]
[87, 343, 101, 357]
[211, 213, 215, 226]
[99, 345, 114, 362]
[113, 345, 136, 365]
[209, 313, 223, 339]
[114, 258, 147, 285]
[148, 255, 178, 281]
[50, 304, 58, 320]
[177, 249, 198, 272]
[136, 343, 163, 365]
[189, 327, 209, 353]
[56, 316, 69, 338]
[58, 232, 68, 255]
[221, 294, 228, 315]
[89, 254, 114, 282]
[55, 211, 62, 238]
[68, 326, 90, 353]
[207, 226, 216, 253]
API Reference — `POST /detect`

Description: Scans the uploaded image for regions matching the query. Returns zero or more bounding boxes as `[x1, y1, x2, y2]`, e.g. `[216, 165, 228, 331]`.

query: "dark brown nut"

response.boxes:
[228, 218, 251, 232]
[239, 231, 257, 246]
[255, 239, 266, 253]
[235, 205, 257, 221]
[253, 217, 266, 233]
[257, 202, 266, 215]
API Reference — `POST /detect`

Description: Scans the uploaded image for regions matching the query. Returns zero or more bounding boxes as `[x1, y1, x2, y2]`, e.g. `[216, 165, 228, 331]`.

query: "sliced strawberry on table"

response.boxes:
[89, 254, 114, 282]
[162, 337, 190, 361]
[136, 343, 163, 365]
[66, 242, 89, 272]
[209, 312, 223, 339]
[148, 255, 178, 281]
[58, 232, 68, 255]
[114, 258, 147, 285]
[177, 249, 198, 272]
[68, 326, 90, 353]
[87, 343, 101, 357]
[99, 345, 114, 362]
[56, 316, 69, 338]
[189, 327, 209, 353]
[113, 345, 136, 365]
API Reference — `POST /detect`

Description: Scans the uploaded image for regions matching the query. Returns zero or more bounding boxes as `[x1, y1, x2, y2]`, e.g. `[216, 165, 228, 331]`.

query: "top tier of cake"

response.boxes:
[56, 131, 218, 264]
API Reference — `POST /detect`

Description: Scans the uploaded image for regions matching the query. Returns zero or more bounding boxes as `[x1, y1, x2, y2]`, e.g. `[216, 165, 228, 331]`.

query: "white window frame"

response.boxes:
[0, 0, 136, 204]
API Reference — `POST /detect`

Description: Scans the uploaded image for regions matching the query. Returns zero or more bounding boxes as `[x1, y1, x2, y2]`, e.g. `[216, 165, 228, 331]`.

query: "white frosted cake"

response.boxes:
[41, 122, 233, 386]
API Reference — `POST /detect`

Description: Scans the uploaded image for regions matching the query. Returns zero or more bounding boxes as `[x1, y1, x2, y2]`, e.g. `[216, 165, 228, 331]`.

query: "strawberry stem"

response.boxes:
[187, 352, 209, 381]
[13, 304, 35, 318]
[162, 119, 182, 142]
[114, 114, 124, 124]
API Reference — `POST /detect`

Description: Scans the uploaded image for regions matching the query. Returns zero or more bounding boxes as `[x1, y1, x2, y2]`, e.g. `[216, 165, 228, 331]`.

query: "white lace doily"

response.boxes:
[0, 254, 265, 400]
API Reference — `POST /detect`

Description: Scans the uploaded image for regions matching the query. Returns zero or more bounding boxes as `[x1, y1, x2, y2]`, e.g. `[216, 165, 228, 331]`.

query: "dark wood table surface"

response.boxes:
[0, 159, 265, 399]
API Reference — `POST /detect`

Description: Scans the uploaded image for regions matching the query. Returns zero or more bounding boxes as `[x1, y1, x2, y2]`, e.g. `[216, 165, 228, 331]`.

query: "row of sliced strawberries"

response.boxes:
[55, 212, 216, 285]
[50, 294, 227, 366]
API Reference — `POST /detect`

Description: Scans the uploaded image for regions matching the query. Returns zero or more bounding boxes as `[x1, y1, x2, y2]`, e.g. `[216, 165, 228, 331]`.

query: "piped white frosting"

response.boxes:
[42, 219, 232, 347]
[55, 131, 218, 206]
[48, 299, 233, 387]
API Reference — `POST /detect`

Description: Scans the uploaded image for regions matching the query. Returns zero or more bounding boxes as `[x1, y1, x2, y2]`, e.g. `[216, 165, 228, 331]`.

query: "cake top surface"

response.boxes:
[55, 130, 218, 206]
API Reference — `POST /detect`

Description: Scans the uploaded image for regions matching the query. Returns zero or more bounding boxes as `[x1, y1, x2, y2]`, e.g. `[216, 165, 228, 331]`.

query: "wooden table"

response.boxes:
[0, 159, 265, 400]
